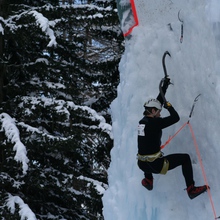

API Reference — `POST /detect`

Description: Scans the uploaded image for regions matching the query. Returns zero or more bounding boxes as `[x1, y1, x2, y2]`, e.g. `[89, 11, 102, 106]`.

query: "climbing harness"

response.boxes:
[137, 151, 169, 175]
[137, 151, 163, 162]
[160, 159, 169, 175]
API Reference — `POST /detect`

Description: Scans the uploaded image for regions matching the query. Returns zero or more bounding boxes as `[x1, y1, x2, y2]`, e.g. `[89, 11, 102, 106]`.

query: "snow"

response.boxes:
[0, 23, 4, 34]
[0, 113, 29, 175]
[207, 0, 220, 22]
[6, 194, 37, 220]
[102, 0, 220, 220]
[1, 10, 57, 47]
[29, 10, 57, 47]
[78, 175, 108, 195]
[1, 97, 111, 218]
[0, 96, 111, 176]
[35, 58, 49, 65]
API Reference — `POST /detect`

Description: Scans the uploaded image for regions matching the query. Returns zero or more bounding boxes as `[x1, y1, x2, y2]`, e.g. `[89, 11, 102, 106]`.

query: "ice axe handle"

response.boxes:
[162, 51, 171, 78]
[160, 51, 171, 105]
[159, 78, 167, 104]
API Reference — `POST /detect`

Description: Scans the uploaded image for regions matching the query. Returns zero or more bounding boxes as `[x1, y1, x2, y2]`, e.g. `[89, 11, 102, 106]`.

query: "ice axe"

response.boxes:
[159, 51, 171, 104]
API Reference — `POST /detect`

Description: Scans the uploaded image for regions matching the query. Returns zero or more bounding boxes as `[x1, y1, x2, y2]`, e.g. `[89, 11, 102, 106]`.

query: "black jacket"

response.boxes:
[138, 106, 180, 155]
[137, 82, 180, 155]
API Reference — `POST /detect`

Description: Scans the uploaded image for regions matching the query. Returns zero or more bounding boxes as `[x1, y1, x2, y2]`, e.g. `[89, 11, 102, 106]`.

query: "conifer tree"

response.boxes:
[0, 1, 124, 219]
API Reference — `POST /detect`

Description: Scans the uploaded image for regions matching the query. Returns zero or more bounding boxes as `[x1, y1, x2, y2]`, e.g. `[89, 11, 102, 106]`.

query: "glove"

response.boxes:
[163, 77, 171, 89]
[164, 101, 172, 109]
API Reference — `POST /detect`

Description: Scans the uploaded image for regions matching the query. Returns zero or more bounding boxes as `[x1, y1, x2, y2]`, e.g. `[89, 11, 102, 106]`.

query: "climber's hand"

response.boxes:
[163, 77, 171, 89]
[164, 101, 172, 109]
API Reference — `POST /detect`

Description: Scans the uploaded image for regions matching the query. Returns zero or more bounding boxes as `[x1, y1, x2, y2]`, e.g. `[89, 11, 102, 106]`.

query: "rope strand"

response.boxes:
[188, 122, 217, 220]
[160, 122, 188, 149]
[161, 121, 218, 219]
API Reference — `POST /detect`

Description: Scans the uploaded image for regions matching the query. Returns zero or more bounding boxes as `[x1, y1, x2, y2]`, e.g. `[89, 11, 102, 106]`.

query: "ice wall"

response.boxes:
[103, 1, 220, 219]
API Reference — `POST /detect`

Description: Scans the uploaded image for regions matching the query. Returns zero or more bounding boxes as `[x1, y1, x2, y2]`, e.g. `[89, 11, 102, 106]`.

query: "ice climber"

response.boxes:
[137, 77, 208, 199]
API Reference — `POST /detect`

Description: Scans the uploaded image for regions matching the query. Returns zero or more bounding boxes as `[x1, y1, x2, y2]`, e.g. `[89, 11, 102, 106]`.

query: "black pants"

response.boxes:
[138, 153, 194, 187]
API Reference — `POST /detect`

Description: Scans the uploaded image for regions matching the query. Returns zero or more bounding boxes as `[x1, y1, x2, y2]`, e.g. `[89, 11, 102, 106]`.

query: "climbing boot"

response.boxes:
[141, 178, 153, 191]
[187, 184, 209, 199]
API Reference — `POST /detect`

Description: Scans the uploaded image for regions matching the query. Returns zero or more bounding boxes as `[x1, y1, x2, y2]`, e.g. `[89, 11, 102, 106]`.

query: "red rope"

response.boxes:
[188, 122, 217, 220]
[160, 122, 188, 149]
[161, 121, 218, 219]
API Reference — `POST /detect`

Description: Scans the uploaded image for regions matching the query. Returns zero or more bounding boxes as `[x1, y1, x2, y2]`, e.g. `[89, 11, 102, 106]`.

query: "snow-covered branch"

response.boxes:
[0, 113, 29, 175]
[20, 96, 112, 138]
[67, 101, 113, 138]
[29, 10, 57, 47]
[78, 175, 108, 195]
[0, 23, 4, 34]
[6, 194, 37, 220]
[18, 121, 67, 141]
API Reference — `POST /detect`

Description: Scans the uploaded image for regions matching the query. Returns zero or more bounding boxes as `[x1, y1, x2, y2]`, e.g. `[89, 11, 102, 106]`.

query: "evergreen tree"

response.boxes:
[0, 1, 124, 219]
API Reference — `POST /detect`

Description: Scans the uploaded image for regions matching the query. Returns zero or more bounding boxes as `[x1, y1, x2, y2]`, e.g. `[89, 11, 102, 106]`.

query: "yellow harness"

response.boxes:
[137, 151, 169, 175]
